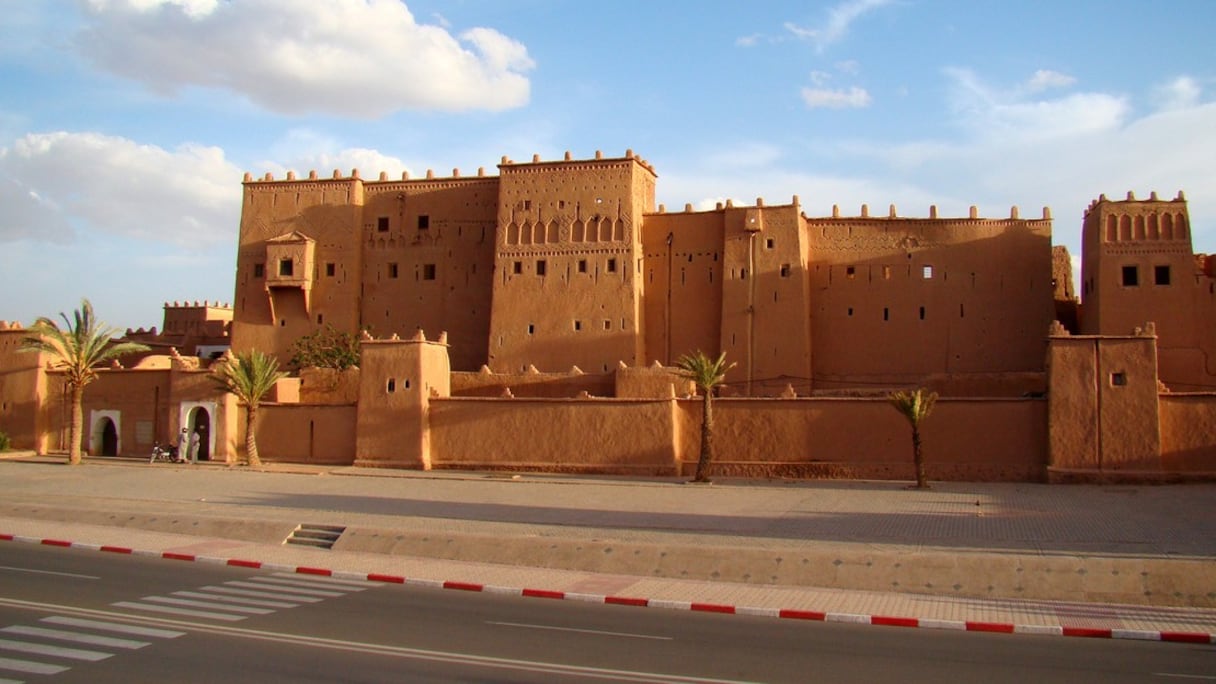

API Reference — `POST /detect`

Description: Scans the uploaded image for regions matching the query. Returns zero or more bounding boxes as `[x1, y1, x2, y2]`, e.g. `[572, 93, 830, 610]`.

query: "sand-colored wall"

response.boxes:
[451, 368, 612, 398]
[1159, 394, 1216, 471]
[0, 327, 48, 451]
[256, 404, 356, 464]
[429, 397, 680, 474]
[679, 397, 1046, 481]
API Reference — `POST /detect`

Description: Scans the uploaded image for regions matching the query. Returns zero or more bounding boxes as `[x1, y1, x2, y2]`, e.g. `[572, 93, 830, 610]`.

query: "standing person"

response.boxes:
[176, 427, 189, 463]
[189, 428, 202, 465]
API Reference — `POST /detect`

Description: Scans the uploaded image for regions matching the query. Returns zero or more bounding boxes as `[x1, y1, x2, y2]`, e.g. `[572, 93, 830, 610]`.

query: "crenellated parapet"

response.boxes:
[1084, 190, 1190, 246]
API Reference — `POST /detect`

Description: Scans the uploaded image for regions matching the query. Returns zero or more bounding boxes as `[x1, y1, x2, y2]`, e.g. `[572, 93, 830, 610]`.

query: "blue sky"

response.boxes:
[2, 0, 1214, 331]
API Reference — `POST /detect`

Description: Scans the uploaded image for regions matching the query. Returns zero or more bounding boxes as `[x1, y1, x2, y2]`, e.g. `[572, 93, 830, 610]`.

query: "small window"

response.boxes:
[922, 265, 934, 279]
[279, 259, 293, 276]
[317, 314, 324, 324]
[883, 307, 889, 321]
[423, 264, 436, 280]
[536, 260, 547, 276]
[513, 261, 522, 274]
[607, 258, 617, 272]
[418, 215, 429, 230]
[387, 379, 396, 393]
[766, 238, 774, 249]
[1154, 265, 1171, 286]
[325, 263, 335, 277]
[882, 266, 891, 280]
[377, 216, 389, 232]
[527, 324, 535, 335]
[524, 200, 532, 210]
[253, 263, 264, 278]
[846, 266, 856, 279]
[388, 263, 399, 279]
[573, 320, 582, 331]
[604, 320, 611, 330]
[919, 306, 926, 320]
[1122, 265, 1139, 287]
[578, 260, 587, 273]
[1111, 372, 1127, 387]
[847, 307, 854, 317]
[780, 264, 791, 278]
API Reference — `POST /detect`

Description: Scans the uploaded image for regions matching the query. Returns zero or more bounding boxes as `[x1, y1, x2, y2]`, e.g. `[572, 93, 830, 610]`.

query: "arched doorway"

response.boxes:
[99, 419, 118, 457]
[187, 406, 212, 461]
[89, 410, 122, 457]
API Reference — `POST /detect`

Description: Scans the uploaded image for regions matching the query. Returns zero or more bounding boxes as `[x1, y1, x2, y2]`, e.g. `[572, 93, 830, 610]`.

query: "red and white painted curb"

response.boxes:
[4, 532, 1213, 645]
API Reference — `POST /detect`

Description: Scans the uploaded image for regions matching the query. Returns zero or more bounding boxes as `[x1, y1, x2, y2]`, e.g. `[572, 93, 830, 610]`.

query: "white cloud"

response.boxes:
[945, 68, 1126, 142]
[75, 0, 535, 117]
[785, 0, 893, 53]
[809, 70, 832, 86]
[1155, 75, 1202, 111]
[0, 131, 242, 246]
[1025, 69, 1076, 92]
[802, 86, 872, 109]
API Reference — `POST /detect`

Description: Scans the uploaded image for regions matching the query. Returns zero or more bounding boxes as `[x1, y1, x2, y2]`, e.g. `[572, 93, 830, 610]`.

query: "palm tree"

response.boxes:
[210, 349, 287, 467]
[889, 388, 938, 489]
[675, 350, 735, 483]
[19, 299, 149, 464]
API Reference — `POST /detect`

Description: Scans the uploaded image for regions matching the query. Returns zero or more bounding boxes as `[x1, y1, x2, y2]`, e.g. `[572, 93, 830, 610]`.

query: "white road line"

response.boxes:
[486, 621, 674, 641]
[1155, 674, 1216, 680]
[269, 572, 371, 588]
[41, 616, 184, 639]
[110, 602, 247, 622]
[139, 596, 275, 615]
[0, 565, 99, 580]
[0, 655, 68, 675]
[200, 585, 321, 603]
[237, 578, 346, 596]
[0, 675, 24, 684]
[1, 626, 148, 650]
[172, 591, 297, 609]
[0, 637, 112, 662]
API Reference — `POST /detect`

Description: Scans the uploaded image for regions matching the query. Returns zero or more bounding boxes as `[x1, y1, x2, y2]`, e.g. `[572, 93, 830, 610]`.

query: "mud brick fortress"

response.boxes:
[2, 150, 1214, 481]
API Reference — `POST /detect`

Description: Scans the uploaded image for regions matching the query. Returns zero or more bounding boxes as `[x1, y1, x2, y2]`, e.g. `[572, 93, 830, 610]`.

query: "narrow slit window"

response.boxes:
[883, 307, 889, 321]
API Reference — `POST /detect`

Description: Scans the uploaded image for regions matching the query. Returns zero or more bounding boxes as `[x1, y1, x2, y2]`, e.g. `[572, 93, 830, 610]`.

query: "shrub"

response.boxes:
[0, 431, 10, 452]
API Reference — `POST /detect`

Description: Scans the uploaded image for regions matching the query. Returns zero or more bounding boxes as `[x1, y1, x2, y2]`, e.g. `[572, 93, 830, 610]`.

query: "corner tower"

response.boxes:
[487, 150, 657, 372]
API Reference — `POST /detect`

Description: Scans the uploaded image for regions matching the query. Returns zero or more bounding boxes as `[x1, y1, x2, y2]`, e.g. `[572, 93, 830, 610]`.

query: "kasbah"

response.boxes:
[2, 149, 1212, 482]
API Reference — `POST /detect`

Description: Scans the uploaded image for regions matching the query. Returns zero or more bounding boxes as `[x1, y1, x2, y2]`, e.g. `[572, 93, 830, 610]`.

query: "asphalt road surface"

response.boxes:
[0, 544, 1211, 683]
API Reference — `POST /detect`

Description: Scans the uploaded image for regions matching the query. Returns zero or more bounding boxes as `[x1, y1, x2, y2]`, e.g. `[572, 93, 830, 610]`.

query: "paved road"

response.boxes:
[1, 542, 1213, 683]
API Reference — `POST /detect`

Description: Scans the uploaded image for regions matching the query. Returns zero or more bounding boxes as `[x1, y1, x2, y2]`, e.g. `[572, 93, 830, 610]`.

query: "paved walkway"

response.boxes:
[0, 454, 1213, 642]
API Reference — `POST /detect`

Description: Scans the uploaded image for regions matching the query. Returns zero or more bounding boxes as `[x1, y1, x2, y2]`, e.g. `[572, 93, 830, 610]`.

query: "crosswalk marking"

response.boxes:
[0, 637, 112, 662]
[41, 616, 185, 639]
[172, 591, 298, 609]
[110, 602, 247, 622]
[215, 582, 326, 602]
[139, 596, 275, 615]
[269, 572, 372, 588]
[0, 655, 68, 675]
[1, 625, 148, 650]
[235, 578, 346, 597]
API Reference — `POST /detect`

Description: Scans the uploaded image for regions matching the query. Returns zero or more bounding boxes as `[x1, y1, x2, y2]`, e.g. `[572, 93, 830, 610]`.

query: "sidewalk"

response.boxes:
[0, 454, 1214, 643]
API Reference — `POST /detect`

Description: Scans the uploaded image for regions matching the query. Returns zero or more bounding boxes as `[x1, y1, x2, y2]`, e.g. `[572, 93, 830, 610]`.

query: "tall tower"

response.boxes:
[1080, 191, 1215, 388]
[486, 151, 657, 373]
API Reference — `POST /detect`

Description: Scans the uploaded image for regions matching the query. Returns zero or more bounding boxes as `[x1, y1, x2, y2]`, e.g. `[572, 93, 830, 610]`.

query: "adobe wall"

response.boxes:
[450, 367, 612, 398]
[1158, 394, 1216, 472]
[76, 369, 173, 456]
[428, 397, 680, 474]
[640, 209, 726, 366]
[360, 175, 498, 371]
[681, 397, 1046, 481]
[0, 326, 48, 451]
[1047, 329, 1162, 477]
[298, 367, 360, 405]
[256, 404, 357, 465]
[808, 207, 1054, 390]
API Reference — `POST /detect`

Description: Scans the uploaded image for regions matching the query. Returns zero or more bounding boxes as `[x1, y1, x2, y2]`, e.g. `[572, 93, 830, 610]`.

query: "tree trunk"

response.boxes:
[693, 390, 713, 482]
[245, 404, 262, 468]
[912, 427, 929, 489]
[69, 384, 84, 466]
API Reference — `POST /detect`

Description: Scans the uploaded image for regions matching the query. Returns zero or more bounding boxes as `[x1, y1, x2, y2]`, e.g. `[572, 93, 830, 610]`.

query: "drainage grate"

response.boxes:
[284, 524, 346, 550]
